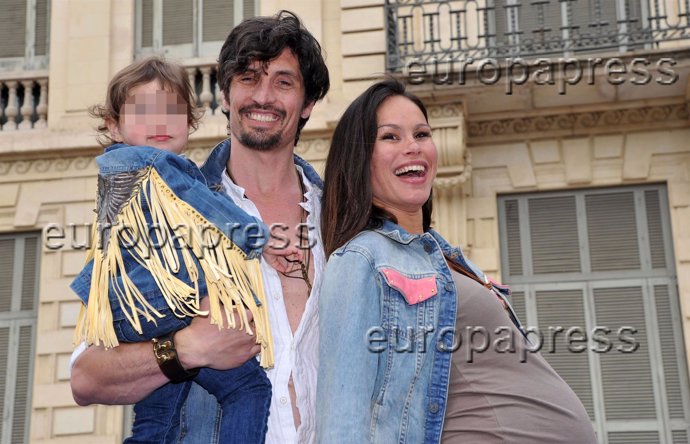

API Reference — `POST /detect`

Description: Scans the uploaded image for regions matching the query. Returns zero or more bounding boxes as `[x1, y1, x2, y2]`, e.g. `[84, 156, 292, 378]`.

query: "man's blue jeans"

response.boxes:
[117, 306, 271, 444]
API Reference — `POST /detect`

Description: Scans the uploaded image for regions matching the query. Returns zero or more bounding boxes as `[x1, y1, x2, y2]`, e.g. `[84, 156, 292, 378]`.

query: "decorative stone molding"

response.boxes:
[295, 138, 330, 160]
[434, 150, 472, 190]
[427, 104, 463, 119]
[0, 156, 96, 178]
[468, 104, 690, 140]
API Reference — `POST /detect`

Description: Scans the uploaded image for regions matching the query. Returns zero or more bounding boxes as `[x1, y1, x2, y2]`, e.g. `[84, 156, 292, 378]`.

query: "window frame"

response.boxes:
[497, 184, 690, 442]
[0, 0, 50, 72]
[0, 232, 40, 444]
[134, 0, 258, 60]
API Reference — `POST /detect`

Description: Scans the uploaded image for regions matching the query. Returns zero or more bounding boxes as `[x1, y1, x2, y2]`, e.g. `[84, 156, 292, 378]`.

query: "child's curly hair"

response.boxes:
[91, 56, 202, 147]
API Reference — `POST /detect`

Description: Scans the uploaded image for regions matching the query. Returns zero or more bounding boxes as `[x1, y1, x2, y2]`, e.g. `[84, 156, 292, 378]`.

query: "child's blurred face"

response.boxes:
[108, 80, 189, 154]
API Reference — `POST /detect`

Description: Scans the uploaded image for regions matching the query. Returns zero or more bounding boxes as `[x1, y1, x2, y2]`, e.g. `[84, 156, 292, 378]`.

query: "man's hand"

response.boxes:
[175, 297, 262, 370]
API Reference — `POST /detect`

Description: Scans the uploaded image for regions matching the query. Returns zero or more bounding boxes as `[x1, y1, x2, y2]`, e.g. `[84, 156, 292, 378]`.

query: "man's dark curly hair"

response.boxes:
[217, 10, 330, 142]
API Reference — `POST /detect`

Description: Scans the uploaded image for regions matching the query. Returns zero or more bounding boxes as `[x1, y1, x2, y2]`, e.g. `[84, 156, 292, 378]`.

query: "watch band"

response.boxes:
[152, 332, 200, 383]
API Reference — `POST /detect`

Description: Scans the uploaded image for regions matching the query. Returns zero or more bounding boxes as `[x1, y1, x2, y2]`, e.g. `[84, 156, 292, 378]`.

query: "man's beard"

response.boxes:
[237, 128, 283, 152]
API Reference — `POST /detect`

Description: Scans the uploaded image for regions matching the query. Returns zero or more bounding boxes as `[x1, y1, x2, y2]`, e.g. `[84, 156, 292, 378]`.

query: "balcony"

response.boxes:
[385, 0, 690, 71]
[0, 71, 48, 131]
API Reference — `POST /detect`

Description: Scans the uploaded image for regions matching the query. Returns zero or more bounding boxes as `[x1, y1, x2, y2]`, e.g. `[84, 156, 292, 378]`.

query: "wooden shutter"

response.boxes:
[0, 0, 26, 58]
[141, 0, 154, 48]
[162, 0, 194, 46]
[0, 239, 14, 312]
[586, 192, 641, 271]
[203, 0, 234, 43]
[0, 327, 9, 438]
[504, 199, 523, 276]
[243, 0, 255, 20]
[594, 286, 656, 419]
[34, 0, 48, 56]
[528, 195, 581, 274]
[608, 431, 660, 444]
[646, 190, 667, 269]
[535, 288, 594, 417]
[11, 325, 33, 443]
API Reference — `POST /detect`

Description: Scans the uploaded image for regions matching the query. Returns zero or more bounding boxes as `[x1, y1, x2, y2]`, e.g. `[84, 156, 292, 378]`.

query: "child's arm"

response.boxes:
[71, 298, 260, 405]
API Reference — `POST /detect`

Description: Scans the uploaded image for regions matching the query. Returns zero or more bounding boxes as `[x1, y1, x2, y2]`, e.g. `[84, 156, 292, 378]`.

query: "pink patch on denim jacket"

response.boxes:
[381, 267, 438, 305]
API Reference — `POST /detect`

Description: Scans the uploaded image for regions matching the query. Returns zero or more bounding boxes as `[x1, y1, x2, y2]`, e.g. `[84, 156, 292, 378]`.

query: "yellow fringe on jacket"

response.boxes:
[74, 167, 274, 368]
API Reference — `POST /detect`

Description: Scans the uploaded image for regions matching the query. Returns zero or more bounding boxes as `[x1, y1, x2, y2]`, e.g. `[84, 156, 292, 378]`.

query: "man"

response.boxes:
[70, 11, 330, 443]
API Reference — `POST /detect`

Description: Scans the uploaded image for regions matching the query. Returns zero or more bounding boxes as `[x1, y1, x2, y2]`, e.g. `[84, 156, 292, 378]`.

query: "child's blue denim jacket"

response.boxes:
[71, 143, 272, 358]
[316, 219, 519, 444]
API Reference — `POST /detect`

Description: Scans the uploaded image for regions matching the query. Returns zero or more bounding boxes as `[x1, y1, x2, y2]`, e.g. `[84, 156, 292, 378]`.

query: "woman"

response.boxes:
[316, 79, 597, 443]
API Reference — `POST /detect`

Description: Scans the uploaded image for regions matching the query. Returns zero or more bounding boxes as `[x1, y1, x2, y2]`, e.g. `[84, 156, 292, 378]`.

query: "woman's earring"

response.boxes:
[226, 121, 231, 136]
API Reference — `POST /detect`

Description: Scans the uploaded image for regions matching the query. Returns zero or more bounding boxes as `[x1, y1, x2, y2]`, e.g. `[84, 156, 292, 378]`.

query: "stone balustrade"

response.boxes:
[185, 62, 224, 118]
[0, 71, 49, 132]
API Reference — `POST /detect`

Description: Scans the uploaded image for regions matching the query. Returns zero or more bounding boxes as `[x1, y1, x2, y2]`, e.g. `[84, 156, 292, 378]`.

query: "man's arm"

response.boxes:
[70, 302, 261, 406]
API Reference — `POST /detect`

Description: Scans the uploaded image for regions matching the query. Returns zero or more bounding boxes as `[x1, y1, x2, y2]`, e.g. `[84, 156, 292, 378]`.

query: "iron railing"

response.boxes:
[385, 0, 690, 71]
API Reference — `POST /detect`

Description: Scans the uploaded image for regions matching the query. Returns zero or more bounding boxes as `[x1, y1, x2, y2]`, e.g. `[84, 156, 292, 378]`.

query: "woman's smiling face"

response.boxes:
[370, 95, 437, 220]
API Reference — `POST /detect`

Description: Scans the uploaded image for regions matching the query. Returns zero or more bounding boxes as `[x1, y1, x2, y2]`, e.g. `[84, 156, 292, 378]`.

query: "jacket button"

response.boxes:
[444, 283, 454, 292]
[423, 244, 433, 254]
[429, 402, 439, 413]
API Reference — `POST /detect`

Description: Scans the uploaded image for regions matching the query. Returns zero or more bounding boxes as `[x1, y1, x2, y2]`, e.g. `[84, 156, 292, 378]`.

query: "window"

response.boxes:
[498, 185, 690, 443]
[135, 0, 257, 59]
[0, 0, 50, 71]
[491, 0, 646, 56]
[0, 232, 40, 444]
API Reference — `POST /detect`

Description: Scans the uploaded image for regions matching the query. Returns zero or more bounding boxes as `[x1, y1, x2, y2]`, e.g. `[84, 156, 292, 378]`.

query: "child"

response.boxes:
[71, 56, 285, 443]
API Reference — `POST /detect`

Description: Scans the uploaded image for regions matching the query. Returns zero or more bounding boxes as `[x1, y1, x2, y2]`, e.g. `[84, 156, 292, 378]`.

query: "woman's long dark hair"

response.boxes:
[321, 79, 433, 257]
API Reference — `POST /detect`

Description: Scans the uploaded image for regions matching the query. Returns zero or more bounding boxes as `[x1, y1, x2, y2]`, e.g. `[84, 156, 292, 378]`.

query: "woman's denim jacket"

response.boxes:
[316, 219, 520, 444]
[70, 142, 268, 327]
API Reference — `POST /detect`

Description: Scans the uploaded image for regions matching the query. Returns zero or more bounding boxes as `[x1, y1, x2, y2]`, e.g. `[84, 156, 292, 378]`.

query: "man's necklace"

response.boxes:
[279, 168, 313, 295]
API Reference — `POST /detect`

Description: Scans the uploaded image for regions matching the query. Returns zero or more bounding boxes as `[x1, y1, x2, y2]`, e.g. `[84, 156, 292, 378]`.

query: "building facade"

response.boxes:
[1, 0, 689, 442]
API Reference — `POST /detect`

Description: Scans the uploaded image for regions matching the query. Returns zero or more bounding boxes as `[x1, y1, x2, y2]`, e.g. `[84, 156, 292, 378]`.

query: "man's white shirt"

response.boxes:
[221, 166, 323, 444]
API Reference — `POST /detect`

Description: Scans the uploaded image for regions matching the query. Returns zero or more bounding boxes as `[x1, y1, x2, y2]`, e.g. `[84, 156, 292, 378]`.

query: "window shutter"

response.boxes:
[0, 239, 14, 313]
[535, 288, 594, 417]
[203, 0, 234, 43]
[243, 0, 255, 20]
[586, 192, 641, 271]
[646, 190, 667, 269]
[162, 0, 193, 46]
[21, 237, 38, 312]
[508, 290, 526, 324]
[11, 325, 32, 444]
[0, 0, 26, 58]
[0, 327, 8, 438]
[528, 195, 581, 274]
[141, 0, 154, 48]
[34, 0, 48, 56]
[608, 431, 660, 444]
[594, 286, 656, 419]
[655, 284, 687, 420]
[504, 199, 523, 276]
